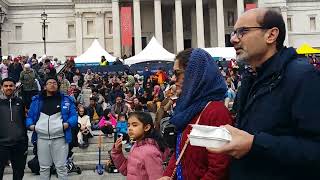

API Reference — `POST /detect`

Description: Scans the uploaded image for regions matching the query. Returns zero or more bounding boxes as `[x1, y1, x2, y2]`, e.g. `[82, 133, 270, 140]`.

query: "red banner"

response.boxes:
[121, 7, 133, 46]
[245, 3, 257, 11]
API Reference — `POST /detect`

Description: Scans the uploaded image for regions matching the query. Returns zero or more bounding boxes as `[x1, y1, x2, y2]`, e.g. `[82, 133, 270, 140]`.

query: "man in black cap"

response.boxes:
[0, 77, 28, 180]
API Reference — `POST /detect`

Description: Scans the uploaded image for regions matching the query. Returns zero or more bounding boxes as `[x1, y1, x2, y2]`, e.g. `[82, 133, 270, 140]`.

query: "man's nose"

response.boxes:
[230, 33, 240, 45]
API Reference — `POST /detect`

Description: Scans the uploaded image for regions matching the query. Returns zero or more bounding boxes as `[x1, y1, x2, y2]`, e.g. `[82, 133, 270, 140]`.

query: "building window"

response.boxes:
[68, 24, 75, 39]
[227, 11, 235, 27]
[310, 17, 316, 31]
[15, 26, 22, 40]
[287, 17, 292, 31]
[109, 20, 113, 34]
[87, 20, 94, 35]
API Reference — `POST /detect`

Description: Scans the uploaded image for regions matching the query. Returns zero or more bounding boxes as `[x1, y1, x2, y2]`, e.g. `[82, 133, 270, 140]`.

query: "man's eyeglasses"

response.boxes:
[231, 26, 267, 39]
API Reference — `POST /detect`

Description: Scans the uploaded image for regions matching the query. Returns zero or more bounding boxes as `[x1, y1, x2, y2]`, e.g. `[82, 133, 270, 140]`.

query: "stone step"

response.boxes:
[73, 142, 115, 153]
[27, 131, 115, 146]
[73, 151, 109, 162]
[5, 170, 125, 180]
[88, 135, 115, 144]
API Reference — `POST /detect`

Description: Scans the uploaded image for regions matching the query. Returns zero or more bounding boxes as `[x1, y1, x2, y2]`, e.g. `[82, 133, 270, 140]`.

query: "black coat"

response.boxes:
[231, 47, 320, 180]
[86, 104, 103, 122]
[8, 63, 23, 82]
[0, 96, 27, 146]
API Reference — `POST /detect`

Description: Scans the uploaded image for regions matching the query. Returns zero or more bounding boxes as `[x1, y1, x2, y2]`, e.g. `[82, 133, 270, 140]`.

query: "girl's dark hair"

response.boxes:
[103, 109, 111, 120]
[175, 48, 193, 70]
[128, 112, 166, 152]
[118, 113, 127, 121]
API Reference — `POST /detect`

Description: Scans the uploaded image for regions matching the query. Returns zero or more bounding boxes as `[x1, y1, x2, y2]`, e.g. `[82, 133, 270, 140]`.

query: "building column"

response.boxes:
[96, 11, 105, 49]
[196, 0, 205, 48]
[112, 0, 121, 57]
[75, 12, 83, 55]
[216, 0, 225, 47]
[281, 6, 289, 46]
[237, 0, 244, 19]
[175, 0, 184, 52]
[191, 7, 197, 48]
[154, 0, 163, 45]
[209, 2, 217, 47]
[172, 8, 177, 53]
[133, 0, 142, 54]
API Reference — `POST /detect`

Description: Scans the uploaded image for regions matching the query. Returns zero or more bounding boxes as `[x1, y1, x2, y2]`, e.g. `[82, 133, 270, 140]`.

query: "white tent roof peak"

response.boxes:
[125, 36, 175, 65]
[75, 39, 117, 64]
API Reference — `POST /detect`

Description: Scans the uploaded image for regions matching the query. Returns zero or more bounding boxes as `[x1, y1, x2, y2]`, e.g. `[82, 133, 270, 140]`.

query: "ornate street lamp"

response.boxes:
[41, 10, 47, 55]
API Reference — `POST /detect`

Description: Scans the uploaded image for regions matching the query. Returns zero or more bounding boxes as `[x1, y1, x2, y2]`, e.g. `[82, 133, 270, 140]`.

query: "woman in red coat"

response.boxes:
[159, 48, 233, 180]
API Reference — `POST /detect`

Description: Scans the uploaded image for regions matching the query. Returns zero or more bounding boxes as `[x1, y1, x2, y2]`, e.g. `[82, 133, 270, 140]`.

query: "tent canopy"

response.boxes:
[125, 37, 175, 66]
[75, 39, 117, 64]
[296, 43, 320, 54]
[202, 47, 236, 60]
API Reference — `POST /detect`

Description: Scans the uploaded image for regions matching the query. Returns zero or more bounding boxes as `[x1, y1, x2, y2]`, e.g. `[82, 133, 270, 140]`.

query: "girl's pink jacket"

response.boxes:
[98, 114, 117, 128]
[111, 138, 164, 180]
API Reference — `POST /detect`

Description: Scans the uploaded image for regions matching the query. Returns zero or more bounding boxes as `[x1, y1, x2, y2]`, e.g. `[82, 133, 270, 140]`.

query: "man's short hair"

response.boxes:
[44, 76, 59, 85]
[90, 97, 97, 102]
[116, 95, 123, 99]
[257, 8, 286, 51]
[44, 59, 51, 63]
[1, 77, 16, 86]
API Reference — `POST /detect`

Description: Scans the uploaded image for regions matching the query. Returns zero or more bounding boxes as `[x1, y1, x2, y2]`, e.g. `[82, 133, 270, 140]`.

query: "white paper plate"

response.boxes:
[189, 135, 229, 148]
[190, 124, 232, 141]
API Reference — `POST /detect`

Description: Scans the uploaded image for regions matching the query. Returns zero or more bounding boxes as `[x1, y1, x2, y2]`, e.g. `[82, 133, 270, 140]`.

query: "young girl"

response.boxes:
[77, 106, 93, 148]
[111, 112, 167, 180]
[99, 109, 117, 137]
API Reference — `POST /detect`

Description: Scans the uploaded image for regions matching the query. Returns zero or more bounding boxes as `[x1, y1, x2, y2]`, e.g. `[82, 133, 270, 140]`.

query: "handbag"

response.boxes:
[170, 102, 211, 179]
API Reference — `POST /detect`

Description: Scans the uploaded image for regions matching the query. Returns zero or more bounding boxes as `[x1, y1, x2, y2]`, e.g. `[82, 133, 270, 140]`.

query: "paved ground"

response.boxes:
[3, 170, 125, 180]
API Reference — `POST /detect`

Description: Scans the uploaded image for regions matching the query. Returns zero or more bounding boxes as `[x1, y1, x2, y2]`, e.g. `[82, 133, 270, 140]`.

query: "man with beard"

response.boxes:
[208, 8, 320, 180]
[111, 96, 128, 117]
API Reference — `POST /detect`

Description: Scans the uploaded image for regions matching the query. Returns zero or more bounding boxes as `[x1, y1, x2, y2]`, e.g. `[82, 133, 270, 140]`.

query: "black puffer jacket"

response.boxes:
[0, 95, 27, 146]
[231, 47, 320, 180]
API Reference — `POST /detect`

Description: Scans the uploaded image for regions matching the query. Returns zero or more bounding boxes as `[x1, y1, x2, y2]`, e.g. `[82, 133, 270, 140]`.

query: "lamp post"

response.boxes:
[41, 10, 47, 55]
[0, 8, 6, 61]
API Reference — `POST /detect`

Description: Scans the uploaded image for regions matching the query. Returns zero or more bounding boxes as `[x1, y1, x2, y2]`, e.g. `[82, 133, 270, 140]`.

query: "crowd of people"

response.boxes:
[0, 7, 320, 180]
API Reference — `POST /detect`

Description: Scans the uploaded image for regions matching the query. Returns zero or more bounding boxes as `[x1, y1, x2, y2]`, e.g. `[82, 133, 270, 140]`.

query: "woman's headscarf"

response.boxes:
[170, 48, 227, 132]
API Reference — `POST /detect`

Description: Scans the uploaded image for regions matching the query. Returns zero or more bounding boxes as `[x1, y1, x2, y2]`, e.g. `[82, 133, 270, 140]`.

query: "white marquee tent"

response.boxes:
[203, 47, 236, 60]
[125, 37, 175, 66]
[75, 39, 117, 64]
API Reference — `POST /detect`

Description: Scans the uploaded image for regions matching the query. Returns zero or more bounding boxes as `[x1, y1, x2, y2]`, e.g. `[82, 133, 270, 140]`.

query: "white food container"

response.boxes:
[189, 125, 232, 148]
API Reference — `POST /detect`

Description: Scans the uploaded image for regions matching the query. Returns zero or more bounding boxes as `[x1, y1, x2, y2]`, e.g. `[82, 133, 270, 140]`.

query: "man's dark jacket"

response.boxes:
[86, 104, 103, 121]
[0, 95, 27, 146]
[231, 47, 320, 180]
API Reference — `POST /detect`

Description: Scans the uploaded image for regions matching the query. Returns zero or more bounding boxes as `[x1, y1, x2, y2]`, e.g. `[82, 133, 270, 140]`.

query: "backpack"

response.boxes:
[160, 117, 177, 149]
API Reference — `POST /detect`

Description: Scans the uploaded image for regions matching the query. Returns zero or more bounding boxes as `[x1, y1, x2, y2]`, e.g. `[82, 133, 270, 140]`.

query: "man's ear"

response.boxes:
[266, 27, 279, 45]
[144, 124, 151, 132]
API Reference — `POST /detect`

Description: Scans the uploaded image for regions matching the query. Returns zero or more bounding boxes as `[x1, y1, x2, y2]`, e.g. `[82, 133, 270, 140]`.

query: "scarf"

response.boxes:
[170, 48, 227, 132]
[171, 49, 227, 179]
